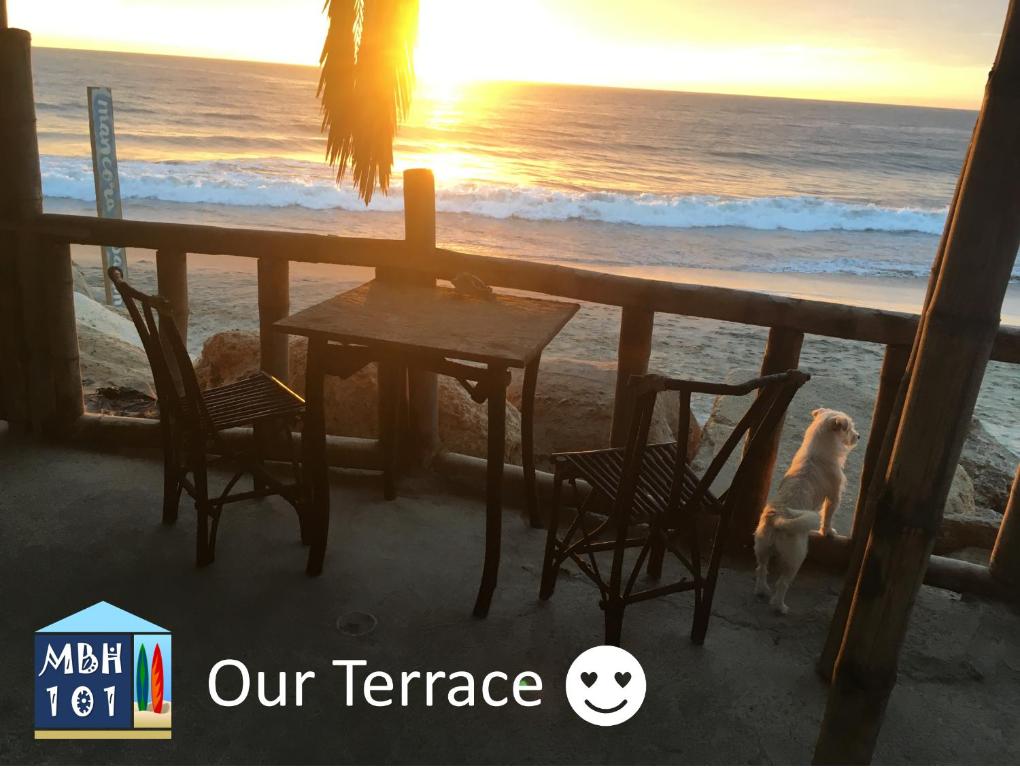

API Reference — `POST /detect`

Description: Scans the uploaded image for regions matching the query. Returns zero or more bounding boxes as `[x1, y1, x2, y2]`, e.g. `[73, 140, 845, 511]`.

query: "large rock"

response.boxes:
[71, 260, 96, 301]
[194, 331, 522, 463]
[936, 464, 1001, 554]
[506, 357, 701, 469]
[960, 418, 1018, 513]
[77, 321, 153, 397]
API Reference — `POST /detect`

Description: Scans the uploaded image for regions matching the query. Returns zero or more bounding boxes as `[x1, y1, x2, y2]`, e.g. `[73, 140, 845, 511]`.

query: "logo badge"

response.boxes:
[565, 645, 646, 726]
[34, 602, 171, 740]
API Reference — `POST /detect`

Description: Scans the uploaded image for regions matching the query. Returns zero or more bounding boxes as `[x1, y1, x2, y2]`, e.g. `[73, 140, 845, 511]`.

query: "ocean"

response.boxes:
[33, 46, 1020, 295]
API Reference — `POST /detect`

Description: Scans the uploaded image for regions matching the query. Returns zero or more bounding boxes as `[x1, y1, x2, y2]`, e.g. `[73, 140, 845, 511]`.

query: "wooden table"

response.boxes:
[275, 279, 578, 616]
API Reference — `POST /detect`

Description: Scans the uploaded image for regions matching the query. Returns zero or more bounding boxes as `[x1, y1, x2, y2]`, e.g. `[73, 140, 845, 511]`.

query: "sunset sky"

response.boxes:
[7, 0, 1010, 108]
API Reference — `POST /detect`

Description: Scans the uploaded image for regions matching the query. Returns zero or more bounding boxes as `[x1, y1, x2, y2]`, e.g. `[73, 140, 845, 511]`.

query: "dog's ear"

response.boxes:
[812, 408, 823, 418]
[831, 416, 847, 431]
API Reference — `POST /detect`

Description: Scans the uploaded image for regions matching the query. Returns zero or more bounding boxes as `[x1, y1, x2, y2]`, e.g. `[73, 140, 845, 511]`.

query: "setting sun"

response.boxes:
[8, 0, 1007, 108]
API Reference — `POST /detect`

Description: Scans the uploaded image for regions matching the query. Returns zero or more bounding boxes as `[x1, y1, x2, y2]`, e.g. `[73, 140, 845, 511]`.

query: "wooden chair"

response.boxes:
[539, 369, 810, 645]
[109, 267, 309, 567]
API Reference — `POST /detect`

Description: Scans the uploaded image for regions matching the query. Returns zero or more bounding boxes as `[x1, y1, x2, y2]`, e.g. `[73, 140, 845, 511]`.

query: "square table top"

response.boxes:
[275, 279, 580, 368]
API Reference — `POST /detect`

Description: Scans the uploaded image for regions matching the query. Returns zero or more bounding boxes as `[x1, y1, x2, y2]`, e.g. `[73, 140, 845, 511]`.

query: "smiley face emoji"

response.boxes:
[565, 645, 646, 726]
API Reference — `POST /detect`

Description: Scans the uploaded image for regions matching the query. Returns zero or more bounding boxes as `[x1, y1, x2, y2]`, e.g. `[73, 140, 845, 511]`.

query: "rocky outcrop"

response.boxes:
[507, 357, 701, 468]
[960, 418, 1018, 513]
[936, 464, 1000, 554]
[194, 331, 523, 463]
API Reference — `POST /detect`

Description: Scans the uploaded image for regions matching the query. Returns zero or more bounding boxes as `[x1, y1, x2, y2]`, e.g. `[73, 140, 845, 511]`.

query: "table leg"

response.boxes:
[378, 357, 401, 500]
[521, 354, 541, 528]
[304, 337, 329, 576]
[473, 365, 508, 618]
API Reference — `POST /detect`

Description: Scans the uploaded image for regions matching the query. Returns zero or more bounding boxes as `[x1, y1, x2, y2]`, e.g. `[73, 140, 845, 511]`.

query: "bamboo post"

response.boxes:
[256, 257, 289, 382]
[0, 24, 83, 434]
[401, 168, 440, 465]
[610, 307, 654, 447]
[814, 3, 1020, 762]
[816, 113, 976, 685]
[155, 249, 189, 345]
[850, 345, 910, 542]
[736, 326, 803, 537]
[990, 464, 1020, 587]
[817, 343, 910, 676]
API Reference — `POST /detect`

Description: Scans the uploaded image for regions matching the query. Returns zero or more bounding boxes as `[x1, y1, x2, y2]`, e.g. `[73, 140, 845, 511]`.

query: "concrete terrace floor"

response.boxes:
[1, 429, 1019, 765]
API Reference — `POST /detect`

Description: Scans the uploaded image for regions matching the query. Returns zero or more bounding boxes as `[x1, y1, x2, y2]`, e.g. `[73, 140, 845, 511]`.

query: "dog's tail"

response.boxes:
[769, 509, 820, 534]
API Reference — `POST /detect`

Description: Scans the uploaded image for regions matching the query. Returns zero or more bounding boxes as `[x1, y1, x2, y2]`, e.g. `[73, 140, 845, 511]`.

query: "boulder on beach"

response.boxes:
[507, 357, 701, 468]
[194, 331, 523, 463]
[74, 292, 154, 403]
[936, 464, 1001, 554]
[960, 418, 1018, 513]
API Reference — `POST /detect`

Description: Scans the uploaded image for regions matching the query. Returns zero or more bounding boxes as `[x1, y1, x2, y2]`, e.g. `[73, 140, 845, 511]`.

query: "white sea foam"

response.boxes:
[41, 155, 947, 236]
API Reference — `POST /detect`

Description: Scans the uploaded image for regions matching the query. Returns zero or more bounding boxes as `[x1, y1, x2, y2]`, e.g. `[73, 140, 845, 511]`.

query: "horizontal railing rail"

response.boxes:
[6, 212, 1020, 363]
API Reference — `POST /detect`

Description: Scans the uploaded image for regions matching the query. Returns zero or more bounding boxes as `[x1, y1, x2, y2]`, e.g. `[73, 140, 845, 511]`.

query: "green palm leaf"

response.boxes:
[319, 0, 419, 204]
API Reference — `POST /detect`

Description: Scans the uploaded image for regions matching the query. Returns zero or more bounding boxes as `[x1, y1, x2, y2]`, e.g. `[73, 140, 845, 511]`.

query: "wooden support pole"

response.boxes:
[610, 307, 654, 447]
[851, 344, 910, 542]
[990, 464, 1020, 587]
[814, 3, 1020, 762]
[736, 326, 803, 537]
[0, 27, 82, 434]
[402, 168, 440, 465]
[817, 343, 910, 677]
[256, 257, 289, 382]
[155, 249, 189, 345]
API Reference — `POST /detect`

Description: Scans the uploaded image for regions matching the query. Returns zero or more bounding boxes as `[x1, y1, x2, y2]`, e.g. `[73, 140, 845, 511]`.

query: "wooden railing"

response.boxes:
[2, 176, 1020, 584]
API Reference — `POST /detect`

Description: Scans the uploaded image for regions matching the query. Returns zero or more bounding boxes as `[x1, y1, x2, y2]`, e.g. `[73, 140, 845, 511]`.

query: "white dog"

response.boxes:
[753, 408, 860, 614]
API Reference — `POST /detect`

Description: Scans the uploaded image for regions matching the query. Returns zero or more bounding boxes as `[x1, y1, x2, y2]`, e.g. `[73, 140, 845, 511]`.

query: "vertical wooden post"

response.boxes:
[610, 307, 654, 447]
[990, 464, 1020, 586]
[850, 345, 910, 542]
[401, 168, 440, 465]
[736, 326, 803, 537]
[817, 343, 909, 677]
[257, 257, 289, 382]
[156, 249, 189, 345]
[814, 3, 1020, 761]
[0, 25, 83, 434]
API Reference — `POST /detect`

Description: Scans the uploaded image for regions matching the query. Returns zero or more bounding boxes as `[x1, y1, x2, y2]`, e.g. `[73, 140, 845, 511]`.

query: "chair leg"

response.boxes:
[604, 600, 625, 646]
[193, 453, 214, 567]
[647, 526, 666, 580]
[160, 424, 181, 525]
[691, 510, 732, 645]
[691, 586, 709, 646]
[252, 421, 268, 493]
[539, 470, 566, 600]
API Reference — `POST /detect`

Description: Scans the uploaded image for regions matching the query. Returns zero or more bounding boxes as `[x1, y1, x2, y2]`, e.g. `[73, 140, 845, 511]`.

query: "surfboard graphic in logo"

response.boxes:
[151, 644, 164, 714]
[136, 643, 149, 712]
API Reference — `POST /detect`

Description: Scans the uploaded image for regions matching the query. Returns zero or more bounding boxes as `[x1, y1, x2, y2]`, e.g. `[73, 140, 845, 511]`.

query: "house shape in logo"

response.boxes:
[34, 602, 171, 740]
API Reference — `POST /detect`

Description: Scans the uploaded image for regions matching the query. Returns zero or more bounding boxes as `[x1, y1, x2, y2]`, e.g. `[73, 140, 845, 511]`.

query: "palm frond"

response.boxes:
[319, 0, 418, 204]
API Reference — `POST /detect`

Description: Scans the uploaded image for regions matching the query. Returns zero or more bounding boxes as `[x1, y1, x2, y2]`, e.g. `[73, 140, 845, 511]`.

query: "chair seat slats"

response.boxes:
[556, 443, 721, 522]
[201, 373, 305, 431]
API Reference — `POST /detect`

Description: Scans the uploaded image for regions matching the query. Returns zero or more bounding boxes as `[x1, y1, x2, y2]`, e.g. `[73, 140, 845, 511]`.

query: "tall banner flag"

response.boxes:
[88, 86, 127, 307]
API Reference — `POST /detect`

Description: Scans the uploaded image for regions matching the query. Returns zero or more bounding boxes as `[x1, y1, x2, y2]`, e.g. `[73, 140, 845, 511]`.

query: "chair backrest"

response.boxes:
[614, 369, 811, 524]
[107, 267, 209, 432]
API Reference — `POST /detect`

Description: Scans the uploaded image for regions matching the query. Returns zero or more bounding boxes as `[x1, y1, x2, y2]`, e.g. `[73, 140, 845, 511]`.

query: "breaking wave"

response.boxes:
[41, 155, 946, 235]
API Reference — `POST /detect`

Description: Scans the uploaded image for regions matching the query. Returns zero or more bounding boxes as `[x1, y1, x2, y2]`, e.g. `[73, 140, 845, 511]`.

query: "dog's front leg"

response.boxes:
[820, 495, 839, 536]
